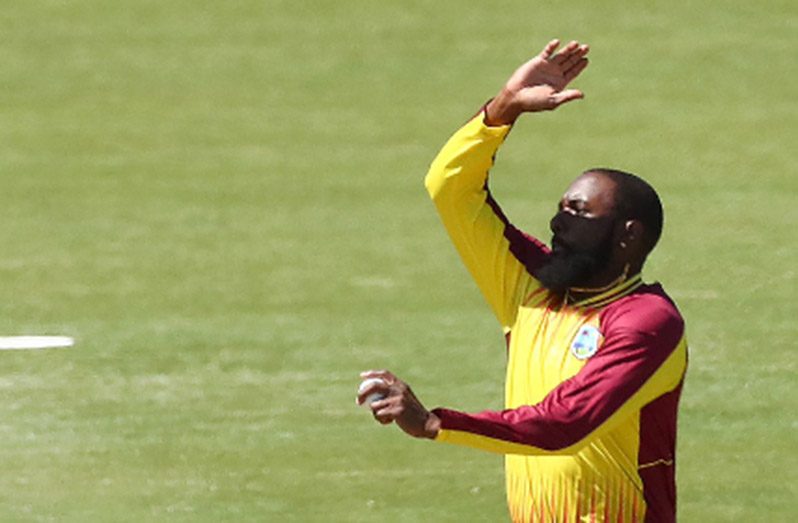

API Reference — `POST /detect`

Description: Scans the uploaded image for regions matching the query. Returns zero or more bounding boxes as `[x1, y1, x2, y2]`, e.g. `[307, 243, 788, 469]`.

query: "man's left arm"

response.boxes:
[360, 296, 687, 453]
[432, 298, 687, 454]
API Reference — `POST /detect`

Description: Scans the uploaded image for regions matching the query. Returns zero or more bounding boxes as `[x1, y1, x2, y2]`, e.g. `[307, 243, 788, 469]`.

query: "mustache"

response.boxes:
[550, 236, 583, 255]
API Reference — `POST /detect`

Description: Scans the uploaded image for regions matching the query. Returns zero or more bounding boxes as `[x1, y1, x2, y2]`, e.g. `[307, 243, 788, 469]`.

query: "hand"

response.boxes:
[485, 39, 590, 125]
[357, 370, 441, 439]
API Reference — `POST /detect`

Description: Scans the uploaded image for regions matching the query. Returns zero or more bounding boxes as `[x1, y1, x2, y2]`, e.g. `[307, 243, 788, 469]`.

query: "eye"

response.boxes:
[559, 199, 589, 217]
[569, 201, 588, 216]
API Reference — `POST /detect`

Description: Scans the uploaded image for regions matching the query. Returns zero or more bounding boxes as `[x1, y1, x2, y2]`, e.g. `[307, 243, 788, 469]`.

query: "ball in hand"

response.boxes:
[358, 377, 387, 406]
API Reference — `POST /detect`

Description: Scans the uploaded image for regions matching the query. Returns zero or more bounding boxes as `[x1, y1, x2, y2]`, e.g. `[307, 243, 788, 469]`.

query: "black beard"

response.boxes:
[535, 239, 614, 294]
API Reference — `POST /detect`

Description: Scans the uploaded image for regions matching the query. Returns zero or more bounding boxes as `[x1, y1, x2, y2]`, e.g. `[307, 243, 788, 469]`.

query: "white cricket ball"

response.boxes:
[358, 377, 387, 406]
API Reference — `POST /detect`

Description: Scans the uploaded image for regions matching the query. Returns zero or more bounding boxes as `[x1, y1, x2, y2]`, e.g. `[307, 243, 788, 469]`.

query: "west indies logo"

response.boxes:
[570, 325, 602, 360]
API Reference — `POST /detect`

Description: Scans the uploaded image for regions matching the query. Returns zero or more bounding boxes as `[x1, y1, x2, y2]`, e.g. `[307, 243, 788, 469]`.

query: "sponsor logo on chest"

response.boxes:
[570, 325, 602, 360]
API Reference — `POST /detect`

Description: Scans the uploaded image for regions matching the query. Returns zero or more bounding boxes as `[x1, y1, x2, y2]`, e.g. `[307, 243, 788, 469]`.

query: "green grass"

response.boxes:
[0, 0, 795, 520]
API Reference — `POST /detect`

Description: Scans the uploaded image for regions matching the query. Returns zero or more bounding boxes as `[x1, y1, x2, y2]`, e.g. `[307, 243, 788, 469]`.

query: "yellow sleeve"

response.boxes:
[424, 114, 544, 331]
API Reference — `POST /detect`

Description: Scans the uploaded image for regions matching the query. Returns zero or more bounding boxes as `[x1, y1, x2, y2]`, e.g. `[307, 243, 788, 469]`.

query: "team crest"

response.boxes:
[570, 325, 602, 360]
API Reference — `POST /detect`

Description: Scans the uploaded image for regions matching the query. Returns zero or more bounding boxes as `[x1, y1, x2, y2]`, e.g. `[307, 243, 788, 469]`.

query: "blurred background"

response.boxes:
[0, 0, 795, 520]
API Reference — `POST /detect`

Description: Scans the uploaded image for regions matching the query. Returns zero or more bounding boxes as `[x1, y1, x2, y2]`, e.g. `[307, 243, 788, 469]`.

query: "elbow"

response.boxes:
[424, 165, 444, 200]
[424, 155, 462, 200]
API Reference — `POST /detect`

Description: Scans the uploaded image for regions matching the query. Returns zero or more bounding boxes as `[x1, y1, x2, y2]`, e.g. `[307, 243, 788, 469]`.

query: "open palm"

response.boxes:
[504, 39, 590, 112]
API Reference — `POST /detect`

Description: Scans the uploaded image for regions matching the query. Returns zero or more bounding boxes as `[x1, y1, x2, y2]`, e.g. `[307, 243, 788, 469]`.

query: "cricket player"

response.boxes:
[358, 39, 688, 523]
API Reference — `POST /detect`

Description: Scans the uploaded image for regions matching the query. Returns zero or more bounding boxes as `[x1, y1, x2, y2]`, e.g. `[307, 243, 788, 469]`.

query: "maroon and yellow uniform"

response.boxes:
[424, 113, 688, 522]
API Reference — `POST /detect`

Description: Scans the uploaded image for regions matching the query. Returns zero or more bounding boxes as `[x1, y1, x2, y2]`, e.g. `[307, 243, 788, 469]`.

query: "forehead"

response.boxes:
[561, 172, 617, 213]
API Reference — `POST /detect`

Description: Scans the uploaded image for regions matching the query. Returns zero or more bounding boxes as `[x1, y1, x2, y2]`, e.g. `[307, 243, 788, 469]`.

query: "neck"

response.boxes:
[566, 263, 631, 302]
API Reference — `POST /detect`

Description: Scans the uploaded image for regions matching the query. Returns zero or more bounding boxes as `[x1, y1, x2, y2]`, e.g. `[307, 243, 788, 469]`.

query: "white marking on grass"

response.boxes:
[0, 336, 74, 350]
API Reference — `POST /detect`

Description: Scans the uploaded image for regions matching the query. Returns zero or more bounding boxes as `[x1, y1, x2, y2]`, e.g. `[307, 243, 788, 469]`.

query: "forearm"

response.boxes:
[431, 406, 585, 456]
[424, 111, 511, 202]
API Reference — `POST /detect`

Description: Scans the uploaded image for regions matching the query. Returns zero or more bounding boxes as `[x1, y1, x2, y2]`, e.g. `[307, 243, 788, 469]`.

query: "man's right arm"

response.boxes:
[424, 112, 547, 330]
[424, 39, 591, 330]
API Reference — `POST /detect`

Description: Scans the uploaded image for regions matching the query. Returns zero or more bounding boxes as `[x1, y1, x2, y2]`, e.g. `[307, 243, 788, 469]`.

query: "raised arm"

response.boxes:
[486, 39, 590, 126]
[424, 40, 589, 330]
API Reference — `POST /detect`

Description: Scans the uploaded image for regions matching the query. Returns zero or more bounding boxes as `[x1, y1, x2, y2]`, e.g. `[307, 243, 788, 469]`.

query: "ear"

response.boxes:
[619, 220, 644, 249]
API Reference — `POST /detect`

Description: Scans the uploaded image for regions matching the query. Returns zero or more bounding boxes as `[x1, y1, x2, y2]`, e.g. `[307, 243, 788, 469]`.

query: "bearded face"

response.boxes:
[535, 211, 617, 294]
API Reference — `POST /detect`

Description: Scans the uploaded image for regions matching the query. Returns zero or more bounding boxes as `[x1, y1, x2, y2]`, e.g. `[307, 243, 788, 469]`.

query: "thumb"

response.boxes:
[550, 89, 584, 108]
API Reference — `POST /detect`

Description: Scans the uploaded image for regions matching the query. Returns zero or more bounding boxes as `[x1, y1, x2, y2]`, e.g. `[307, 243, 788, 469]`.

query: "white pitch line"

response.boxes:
[0, 336, 74, 351]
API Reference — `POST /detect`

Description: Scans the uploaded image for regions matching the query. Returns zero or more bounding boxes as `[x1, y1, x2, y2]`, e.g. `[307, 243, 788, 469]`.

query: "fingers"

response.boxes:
[371, 398, 399, 424]
[357, 370, 434, 438]
[359, 369, 397, 385]
[563, 57, 589, 84]
[537, 39, 590, 67]
[561, 44, 589, 70]
[547, 42, 589, 79]
[357, 370, 404, 422]
[366, 390, 408, 425]
[549, 40, 580, 65]
[539, 39, 561, 60]
[356, 370, 393, 406]
[356, 379, 390, 406]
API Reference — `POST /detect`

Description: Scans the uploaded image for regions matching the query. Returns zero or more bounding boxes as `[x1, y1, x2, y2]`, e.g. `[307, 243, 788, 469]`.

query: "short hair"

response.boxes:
[586, 168, 664, 255]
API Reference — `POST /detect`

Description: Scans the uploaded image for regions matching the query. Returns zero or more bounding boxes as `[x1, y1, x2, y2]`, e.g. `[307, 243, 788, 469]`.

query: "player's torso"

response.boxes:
[504, 291, 644, 522]
[506, 291, 601, 407]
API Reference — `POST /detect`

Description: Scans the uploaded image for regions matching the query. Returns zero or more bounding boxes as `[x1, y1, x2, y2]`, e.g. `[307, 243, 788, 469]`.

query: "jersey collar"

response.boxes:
[566, 273, 643, 309]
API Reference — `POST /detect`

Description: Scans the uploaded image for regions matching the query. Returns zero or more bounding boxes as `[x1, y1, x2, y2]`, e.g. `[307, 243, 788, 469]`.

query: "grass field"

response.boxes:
[1, 0, 796, 520]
